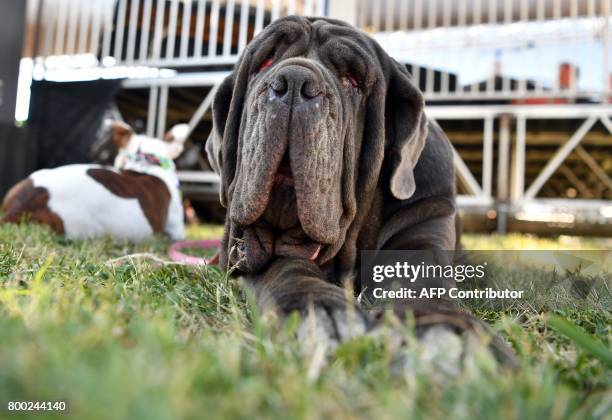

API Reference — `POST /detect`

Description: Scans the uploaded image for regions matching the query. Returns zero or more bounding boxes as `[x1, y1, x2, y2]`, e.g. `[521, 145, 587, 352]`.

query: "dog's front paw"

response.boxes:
[414, 308, 519, 370]
[410, 325, 466, 379]
[295, 302, 369, 351]
[367, 307, 519, 377]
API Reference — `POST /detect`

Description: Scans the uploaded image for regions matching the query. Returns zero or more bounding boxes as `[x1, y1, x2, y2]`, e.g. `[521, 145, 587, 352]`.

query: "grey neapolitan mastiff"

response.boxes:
[207, 16, 516, 365]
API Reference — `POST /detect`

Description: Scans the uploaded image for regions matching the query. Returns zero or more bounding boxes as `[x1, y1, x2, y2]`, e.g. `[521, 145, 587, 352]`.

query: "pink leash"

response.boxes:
[168, 239, 221, 265]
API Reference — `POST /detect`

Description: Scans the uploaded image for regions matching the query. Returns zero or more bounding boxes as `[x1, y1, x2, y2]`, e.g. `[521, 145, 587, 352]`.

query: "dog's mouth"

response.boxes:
[273, 154, 295, 188]
[228, 149, 328, 272]
[263, 152, 323, 261]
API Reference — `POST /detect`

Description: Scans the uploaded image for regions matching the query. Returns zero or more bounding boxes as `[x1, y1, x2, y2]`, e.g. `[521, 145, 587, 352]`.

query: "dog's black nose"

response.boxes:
[270, 65, 322, 104]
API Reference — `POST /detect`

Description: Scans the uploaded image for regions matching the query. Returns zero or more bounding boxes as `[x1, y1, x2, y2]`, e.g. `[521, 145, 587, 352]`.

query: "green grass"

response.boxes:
[0, 224, 610, 420]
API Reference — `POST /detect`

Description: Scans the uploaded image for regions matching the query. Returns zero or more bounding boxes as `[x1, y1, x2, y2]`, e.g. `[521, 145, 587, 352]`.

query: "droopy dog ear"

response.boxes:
[109, 120, 134, 149]
[385, 60, 428, 200]
[206, 73, 236, 207]
[206, 39, 257, 207]
[164, 123, 190, 159]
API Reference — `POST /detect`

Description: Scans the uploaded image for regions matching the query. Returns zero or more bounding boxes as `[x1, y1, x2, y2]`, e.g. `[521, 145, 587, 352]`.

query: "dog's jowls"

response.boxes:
[207, 16, 517, 368]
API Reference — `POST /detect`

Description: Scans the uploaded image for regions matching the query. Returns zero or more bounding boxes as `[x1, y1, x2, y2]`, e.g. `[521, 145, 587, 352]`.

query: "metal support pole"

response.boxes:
[603, 0, 610, 101]
[575, 145, 612, 190]
[600, 114, 612, 134]
[156, 86, 169, 138]
[114, 0, 128, 63]
[482, 116, 494, 197]
[453, 148, 484, 197]
[497, 114, 511, 201]
[429, 116, 483, 197]
[146, 86, 159, 137]
[511, 115, 526, 201]
[496, 203, 508, 235]
[524, 116, 598, 200]
[187, 83, 220, 137]
[496, 113, 511, 235]
[326, 0, 357, 26]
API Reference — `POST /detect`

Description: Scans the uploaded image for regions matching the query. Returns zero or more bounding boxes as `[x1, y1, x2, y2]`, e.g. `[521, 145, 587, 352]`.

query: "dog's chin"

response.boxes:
[231, 166, 334, 272]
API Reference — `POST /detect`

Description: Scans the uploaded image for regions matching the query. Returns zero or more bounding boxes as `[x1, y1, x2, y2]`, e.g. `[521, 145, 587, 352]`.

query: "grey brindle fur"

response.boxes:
[207, 16, 517, 366]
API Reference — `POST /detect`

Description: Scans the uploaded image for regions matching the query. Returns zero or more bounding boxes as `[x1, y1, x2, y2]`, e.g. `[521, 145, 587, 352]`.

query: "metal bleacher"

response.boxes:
[20, 0, 612, 235]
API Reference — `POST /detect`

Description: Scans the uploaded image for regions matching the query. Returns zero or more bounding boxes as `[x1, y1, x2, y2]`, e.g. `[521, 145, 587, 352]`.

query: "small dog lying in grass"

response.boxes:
[1, 120, 187, 241]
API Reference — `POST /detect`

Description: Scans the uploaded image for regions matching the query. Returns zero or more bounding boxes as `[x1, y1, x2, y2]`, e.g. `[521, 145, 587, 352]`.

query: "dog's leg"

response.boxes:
[1, 179, 65, 234]
[164, 197, 185, 240]
[375, 209, 520, 369]
[247, 257, 369, 350]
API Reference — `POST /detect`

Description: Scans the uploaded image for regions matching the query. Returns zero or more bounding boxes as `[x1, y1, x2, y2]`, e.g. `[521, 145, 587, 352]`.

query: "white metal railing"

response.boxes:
[428, 104, 612, 227]
[24, 0, 611, 103]
[24, 0, 326, 70]
[358, 0, 612, 103]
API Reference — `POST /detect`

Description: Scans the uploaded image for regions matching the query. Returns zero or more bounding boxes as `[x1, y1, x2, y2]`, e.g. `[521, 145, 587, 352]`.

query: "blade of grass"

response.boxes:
[548, 315, 612, 368]
[32, 255, 54, 290]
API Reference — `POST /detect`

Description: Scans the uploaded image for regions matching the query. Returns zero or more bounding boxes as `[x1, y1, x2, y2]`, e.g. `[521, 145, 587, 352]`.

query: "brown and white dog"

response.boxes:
[1, 121, 187, 241]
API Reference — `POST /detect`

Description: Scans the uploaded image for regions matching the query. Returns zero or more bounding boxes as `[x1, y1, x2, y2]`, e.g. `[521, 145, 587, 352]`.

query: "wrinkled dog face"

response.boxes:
[209, 17, 426, 272]
[231, 19, 379, 270]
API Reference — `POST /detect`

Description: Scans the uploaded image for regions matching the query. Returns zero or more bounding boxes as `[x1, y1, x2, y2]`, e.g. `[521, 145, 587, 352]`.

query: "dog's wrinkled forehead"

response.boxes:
[245, 17, 379, 91]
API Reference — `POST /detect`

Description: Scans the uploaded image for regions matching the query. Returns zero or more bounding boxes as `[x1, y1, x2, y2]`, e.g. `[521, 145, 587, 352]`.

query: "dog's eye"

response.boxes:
[341, 74, 359, 88]
[257, 58, 274, 73]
